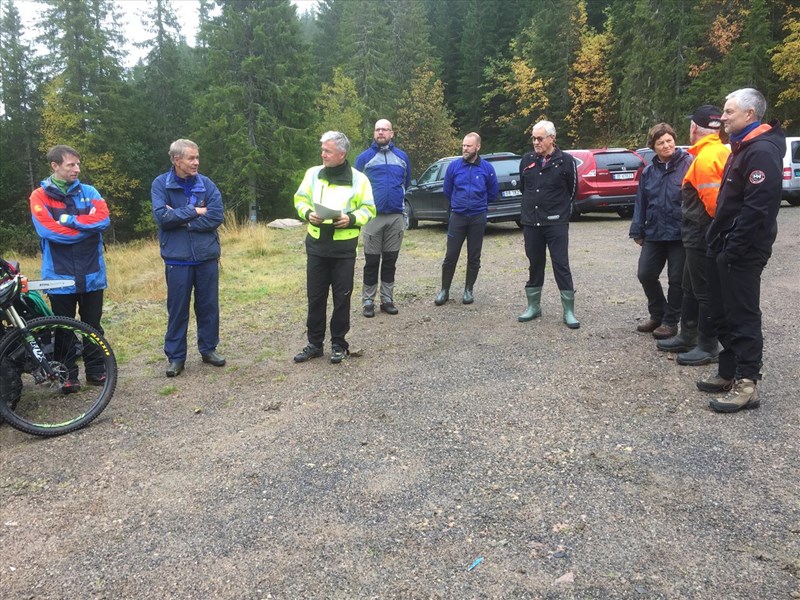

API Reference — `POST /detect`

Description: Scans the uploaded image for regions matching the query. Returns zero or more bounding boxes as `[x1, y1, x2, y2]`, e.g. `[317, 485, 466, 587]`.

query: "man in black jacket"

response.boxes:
[517, 120, 579, 328]
[697, 88, 785, 412]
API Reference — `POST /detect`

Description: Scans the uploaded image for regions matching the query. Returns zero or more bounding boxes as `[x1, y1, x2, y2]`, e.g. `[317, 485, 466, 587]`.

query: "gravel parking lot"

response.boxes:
[1, 205, 798, 599]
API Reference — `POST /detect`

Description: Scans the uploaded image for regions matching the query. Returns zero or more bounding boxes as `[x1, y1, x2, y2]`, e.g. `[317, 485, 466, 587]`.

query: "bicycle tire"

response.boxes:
[0, 316, 117, 437]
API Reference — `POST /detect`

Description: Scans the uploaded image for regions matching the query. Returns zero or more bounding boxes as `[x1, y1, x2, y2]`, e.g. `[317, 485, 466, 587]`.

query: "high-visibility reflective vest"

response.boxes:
[294, 166, 375, 241]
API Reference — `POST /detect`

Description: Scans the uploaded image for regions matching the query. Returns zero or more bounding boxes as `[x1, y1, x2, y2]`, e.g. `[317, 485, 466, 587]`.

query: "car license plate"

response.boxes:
[612, 172, 635, 180]
[502, 189, 522, 197]
[795, 169, 800, 177]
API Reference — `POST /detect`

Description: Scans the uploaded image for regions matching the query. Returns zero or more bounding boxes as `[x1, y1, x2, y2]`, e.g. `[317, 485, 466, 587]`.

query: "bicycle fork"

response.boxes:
[3, 306, 60, 384]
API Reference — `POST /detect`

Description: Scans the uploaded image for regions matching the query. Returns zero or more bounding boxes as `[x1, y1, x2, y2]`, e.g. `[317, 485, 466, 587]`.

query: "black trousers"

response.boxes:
[442, 212, 486, 275]
[306, 253, 355, 350]
[523, 224, 573, 290]
[637, 240, 685, 325]
[684, 247, 715, 336]
[48, 290, 104, 333]
[48, 290, 105, 377]
[707, 251, 769, 381]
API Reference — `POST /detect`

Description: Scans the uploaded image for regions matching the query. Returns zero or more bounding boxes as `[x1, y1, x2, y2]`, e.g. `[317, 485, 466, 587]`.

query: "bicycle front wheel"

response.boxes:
[0, 316, 117, 436]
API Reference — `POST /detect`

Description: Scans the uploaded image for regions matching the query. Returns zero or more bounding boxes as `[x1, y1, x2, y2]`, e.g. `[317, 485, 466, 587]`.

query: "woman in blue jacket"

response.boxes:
[630, 123, 693, 339]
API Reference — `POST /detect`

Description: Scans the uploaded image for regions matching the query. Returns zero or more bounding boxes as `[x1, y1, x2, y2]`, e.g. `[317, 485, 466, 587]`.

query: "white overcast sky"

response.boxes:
[15, 0, 317, 68]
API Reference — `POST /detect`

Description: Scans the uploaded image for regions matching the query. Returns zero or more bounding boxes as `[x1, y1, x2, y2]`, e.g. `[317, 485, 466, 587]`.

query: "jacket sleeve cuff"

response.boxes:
[348, 213, 356, 227]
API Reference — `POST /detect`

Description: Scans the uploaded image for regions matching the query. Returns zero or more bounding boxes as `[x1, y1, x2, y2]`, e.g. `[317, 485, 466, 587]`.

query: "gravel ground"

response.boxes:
[1, 206, 799, 599]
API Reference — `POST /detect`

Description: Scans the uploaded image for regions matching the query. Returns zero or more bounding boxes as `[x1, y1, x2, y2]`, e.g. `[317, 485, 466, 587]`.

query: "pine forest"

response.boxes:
[1, 0, 798, 252]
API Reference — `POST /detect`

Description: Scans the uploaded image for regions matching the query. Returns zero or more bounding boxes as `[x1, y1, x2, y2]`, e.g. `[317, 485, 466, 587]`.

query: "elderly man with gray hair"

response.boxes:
[293, 131, 375, 364]
[152, 138, 225, 377]
[699, 88, 785, 413]
[517, 120, 580, 328]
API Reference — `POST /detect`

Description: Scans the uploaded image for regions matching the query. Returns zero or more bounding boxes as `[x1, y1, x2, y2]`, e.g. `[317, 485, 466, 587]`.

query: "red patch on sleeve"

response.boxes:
[749, 170, 766, 184]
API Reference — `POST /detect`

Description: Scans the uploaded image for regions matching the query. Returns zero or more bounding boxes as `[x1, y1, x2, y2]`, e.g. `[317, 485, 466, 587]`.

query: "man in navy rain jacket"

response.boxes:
[152, 139, 225, 377]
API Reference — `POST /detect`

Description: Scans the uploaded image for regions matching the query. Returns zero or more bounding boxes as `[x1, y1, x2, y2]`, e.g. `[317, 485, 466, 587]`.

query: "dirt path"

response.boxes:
[2, 208, 799, 599]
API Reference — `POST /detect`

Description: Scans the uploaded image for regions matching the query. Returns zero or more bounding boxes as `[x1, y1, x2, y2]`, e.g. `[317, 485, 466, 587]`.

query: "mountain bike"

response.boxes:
[0, 258, 117, 437]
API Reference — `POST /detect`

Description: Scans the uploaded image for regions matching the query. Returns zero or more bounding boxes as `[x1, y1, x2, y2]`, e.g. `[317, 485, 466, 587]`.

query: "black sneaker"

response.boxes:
[380, 302, 399, 315]
[294, 344, 323, 363]
[363, 302, 375, 318]
[61, 379, 81, 394]
[86, 374, 107, 386]
[330, 345, 349, 364]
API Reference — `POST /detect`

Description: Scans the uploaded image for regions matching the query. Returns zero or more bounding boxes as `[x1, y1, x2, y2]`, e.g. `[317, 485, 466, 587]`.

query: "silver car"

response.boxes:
[782, 136, 800, 206]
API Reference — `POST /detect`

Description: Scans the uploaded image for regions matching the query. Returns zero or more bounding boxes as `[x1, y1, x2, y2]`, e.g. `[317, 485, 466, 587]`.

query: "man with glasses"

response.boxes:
[517, 121, 580, 328]
[355, 119, 411, 317]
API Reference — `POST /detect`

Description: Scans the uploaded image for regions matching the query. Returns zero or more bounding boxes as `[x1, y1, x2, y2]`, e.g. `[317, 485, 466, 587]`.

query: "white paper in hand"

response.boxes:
[314, 203, 342, 220]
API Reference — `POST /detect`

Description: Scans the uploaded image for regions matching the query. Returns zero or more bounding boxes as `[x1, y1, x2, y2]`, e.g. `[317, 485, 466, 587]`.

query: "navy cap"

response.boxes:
[690, 105, 722, 129]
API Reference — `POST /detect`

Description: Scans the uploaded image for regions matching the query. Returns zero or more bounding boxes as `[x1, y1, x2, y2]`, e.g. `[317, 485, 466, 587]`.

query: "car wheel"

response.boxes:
[403, 200, 418, 230]
[569, 201, 581, 222]
[786, 196, 800, 207]
[617, 207, 634, 219]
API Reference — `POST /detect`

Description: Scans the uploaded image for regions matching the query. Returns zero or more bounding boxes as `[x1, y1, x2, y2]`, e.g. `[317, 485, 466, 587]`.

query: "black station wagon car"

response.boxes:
[403, 153, 523, 229]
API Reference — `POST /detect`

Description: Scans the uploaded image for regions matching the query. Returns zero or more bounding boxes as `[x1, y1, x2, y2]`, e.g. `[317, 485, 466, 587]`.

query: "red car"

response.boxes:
[565, 148, 646, 220]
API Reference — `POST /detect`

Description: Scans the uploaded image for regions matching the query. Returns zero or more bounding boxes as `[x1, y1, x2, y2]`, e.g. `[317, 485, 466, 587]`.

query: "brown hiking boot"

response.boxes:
[636, 318, 660, 333]
[696, 374, 733, 393]
[652, 324, 678, 339]
[709, 378, 759, 413]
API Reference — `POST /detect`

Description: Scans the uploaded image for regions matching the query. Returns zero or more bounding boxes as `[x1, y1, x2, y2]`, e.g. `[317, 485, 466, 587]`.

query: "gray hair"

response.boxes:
[726, 88, 767, 120]
[693, 124, 718, 137]
[320, 131, 350, 154]
[169, 139, 199, 160]
[532, 120, 557, 137]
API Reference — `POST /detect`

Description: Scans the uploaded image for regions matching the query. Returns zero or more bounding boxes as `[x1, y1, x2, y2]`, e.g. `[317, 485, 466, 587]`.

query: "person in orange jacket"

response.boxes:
[657, 105, 730, 365]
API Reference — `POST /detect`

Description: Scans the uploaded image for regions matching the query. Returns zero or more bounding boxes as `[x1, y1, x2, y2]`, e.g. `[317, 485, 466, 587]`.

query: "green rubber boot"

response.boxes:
[518, 287, 542, 322]
[560, 290, 580, 329]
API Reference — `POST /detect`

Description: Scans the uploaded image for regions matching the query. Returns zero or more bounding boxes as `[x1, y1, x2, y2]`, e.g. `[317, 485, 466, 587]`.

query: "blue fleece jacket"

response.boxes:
[443, 156, 499, 216]
[355, 142, 411, 215]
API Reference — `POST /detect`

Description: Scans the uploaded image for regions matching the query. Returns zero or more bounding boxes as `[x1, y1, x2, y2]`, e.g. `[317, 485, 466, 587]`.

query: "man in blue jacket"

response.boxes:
[434, 132, 498, 305]
[30, 145, 111, 390]
[152, 139, 225, 377]
[355, 119, 411, 317]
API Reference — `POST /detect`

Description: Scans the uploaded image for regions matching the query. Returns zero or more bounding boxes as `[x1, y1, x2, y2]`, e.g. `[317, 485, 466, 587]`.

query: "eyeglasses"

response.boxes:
[531, 136, 550, 142]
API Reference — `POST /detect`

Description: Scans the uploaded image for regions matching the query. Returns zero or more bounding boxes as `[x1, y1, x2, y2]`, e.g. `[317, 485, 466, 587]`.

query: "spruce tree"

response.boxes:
[0, 0, 43, 253]
[194, 0, 317, 221]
